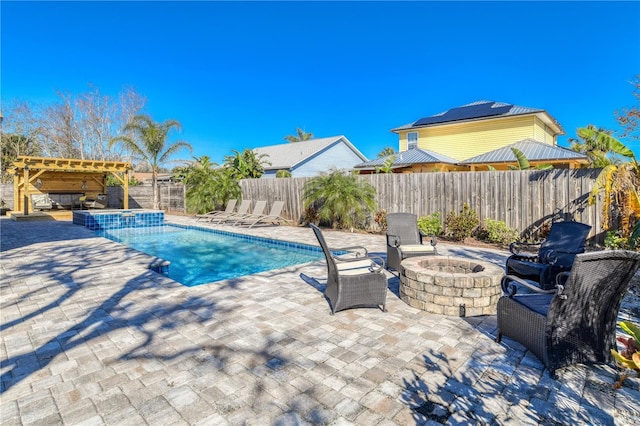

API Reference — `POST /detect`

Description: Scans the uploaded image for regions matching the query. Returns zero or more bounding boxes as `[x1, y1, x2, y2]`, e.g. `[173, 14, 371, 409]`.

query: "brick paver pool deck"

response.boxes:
[1, 215, 638, 425]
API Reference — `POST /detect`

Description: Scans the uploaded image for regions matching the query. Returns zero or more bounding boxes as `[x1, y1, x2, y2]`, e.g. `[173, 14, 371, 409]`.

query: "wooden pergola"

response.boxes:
[12, 156, 132, 215]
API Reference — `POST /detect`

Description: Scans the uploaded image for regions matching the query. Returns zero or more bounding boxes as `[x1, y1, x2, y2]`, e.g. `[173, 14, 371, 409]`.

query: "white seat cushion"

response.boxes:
[399, 244, 435, 253]
[337, 259, 377, 275]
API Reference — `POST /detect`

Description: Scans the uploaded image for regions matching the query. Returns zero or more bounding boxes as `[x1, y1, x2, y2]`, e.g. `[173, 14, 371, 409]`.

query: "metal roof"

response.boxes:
[392, 100, 564, 134]
[354, 147, 458, 169]
[253, 136, 367, 170]
[461, 139, 588, 164]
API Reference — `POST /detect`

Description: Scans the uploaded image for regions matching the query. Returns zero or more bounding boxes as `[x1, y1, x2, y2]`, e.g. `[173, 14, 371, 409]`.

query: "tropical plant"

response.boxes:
[377, 147, 396, 158]
[509, 147, 553, 170]
[179, 156, 241, 214]
[417, 212, 443, 236]
[444, 203, 479, 241]
[106, 174, 140, 187]
[283, 128, 313, 143]
[604, 231, 629, 250]
[611, 321, 640, 389]
[569, 124, 620, 167]
[375, 155, 396, 174]
[109, 114, 192, 209]
[276, 169, 292, 178]
[302, 168, 377, 230]
[224, 149, 270, 179]
[585, 128, 640, 246]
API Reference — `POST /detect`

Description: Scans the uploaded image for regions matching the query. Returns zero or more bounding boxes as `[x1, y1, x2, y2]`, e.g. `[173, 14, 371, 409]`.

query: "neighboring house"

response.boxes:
[391, 100, 565, 161]
[354, 147, 465, 174]
[253, 136, 368, 178]
[131, 173, 177, 185]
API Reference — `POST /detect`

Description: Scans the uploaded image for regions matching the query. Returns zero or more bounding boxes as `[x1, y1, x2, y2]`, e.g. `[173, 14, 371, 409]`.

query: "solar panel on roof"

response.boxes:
[413, 102, 513, 127]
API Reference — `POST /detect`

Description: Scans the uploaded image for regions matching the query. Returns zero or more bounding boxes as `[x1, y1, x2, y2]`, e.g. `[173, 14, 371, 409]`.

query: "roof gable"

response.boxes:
[253, 136, 367, 170]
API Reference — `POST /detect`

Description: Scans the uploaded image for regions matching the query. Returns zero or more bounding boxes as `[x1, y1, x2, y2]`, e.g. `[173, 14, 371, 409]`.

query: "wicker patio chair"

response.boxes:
[386, 212, 437, 272]
[506, 221, 591, 290]
[496, 250, 640, 376]
[310, 224, 388, 314]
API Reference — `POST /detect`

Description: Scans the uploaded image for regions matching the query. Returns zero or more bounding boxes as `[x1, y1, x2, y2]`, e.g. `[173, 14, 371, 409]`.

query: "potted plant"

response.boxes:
[0, 199, 7, 216]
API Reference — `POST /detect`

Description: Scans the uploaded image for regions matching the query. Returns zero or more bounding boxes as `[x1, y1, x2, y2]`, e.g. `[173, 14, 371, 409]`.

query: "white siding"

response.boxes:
[292, 142, 365, 177]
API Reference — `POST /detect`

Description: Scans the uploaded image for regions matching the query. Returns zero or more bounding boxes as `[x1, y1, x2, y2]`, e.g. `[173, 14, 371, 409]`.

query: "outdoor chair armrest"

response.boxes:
[386, 233, 401, 247]
[501, 274, 558, 297]
[543, 248, 585, 265]
[334, 254, 386, 272]
[419, 232, 438, 246]
[331, 245, 369, 257]
[509, 241, 542, 256]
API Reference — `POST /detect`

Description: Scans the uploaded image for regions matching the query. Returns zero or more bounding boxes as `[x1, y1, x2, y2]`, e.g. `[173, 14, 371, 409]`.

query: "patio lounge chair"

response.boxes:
[496, 250, 640, 376]
[386, 212, 437, 272]
[310, 224, 388, 314]
[506, 221, 591, 290]
[80, 194, 108, 209]
[233, 200, 288, 228]
[209, 199, 252, 224]
[196, 199, 237, 221]
[31, 193, 53, 211]
[228, 200, 267, 224]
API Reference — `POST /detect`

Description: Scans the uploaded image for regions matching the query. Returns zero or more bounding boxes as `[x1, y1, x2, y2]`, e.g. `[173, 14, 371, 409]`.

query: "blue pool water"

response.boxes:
[98, 224, 323, 286]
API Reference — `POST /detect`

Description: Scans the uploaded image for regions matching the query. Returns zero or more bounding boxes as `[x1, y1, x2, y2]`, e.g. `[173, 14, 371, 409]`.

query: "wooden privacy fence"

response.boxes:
[240, 169, 606, 241]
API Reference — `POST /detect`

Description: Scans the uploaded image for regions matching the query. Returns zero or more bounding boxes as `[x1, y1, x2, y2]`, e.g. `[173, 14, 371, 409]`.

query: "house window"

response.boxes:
[407, 132, 418, 149]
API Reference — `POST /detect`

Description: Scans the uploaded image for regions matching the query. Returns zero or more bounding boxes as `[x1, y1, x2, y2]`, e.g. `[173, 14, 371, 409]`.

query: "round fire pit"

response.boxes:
[399, 256, 504, 316]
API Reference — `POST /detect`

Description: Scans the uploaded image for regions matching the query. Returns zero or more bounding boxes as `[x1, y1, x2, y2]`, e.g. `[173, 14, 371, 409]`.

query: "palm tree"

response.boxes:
[283, 128, 314, 143]
[569, 124, 619, 167]
[302, 168, 377, 230]
[180, 156, 241, 214]
[109, 115, 192, 209]
[224, 149, 271, 179]
[586, 128, 640, 245]
[377, 147, 396, 158]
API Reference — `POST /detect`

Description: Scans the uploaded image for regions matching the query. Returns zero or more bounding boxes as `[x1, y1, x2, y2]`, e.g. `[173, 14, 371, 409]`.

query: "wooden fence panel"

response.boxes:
[238, 169, 605, 242]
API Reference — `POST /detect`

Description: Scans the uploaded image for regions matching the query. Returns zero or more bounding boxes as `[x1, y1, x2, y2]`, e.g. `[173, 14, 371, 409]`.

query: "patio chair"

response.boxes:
[233, 200, 288, 228]
[506, 221, 591, 290]
[496, 250, 640, 376]
[228, 200, 267, 225]
[310, 224, 388, 314]
[386, 212, 437, 272]
[209, 199, 252, 224]
[196, 199, 237, 221]
[79, 194, 108, 209]
[31, 193, 53, 211]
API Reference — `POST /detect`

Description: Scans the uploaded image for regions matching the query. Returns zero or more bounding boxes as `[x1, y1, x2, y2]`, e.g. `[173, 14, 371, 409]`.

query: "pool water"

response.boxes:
[98, 225, 323, 286]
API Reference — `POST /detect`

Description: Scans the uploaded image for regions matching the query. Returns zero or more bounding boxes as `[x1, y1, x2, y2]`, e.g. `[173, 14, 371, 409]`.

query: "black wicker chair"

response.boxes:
[506, 221, 591, 290]
[386, 213, 437, 272]
[497, 250, 640, 376]
[310, 224, 388, 314]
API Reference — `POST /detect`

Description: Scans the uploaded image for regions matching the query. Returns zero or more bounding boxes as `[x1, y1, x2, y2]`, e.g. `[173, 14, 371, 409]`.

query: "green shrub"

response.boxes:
[444, 203, 479, 241]
[418, 212, 442, 236]
[605, 231, 629, 250]
[479, 218, 520, 245]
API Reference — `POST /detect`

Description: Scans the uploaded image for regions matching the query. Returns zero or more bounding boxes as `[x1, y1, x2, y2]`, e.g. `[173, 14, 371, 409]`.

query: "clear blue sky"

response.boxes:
[3, 1, 639, 164]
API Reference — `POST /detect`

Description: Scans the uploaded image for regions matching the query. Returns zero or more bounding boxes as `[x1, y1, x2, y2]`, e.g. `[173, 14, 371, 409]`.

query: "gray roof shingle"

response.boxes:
[461, 139, 588, 164]
[253, 136, 367, 170]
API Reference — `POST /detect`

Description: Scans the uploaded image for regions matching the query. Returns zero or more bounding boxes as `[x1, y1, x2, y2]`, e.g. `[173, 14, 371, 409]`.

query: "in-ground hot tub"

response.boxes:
[400, 256, 504, 316]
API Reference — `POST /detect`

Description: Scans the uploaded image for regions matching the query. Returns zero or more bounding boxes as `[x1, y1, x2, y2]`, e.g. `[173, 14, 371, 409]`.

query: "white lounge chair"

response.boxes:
[234, 201, 288, 228]
[210, 200, 252, 224]
[196, 199, 237, 221]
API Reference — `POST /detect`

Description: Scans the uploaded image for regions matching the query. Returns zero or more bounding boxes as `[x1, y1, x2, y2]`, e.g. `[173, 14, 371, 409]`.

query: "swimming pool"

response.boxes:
[98, 224, 323, 286]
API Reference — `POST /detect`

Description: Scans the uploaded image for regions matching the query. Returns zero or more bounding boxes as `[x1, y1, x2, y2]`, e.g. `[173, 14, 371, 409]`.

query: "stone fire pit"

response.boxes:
[400, 256, 504, 316]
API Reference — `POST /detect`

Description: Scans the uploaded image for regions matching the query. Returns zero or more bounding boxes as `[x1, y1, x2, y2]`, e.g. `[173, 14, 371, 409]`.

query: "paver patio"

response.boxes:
[1, 215, 639, 425]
